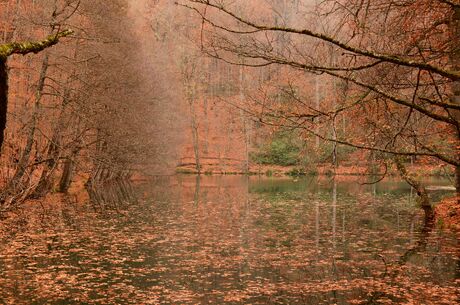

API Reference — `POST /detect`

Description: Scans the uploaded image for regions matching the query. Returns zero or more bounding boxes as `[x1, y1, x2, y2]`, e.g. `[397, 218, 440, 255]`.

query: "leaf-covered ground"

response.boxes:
[0, 176, 458, 304]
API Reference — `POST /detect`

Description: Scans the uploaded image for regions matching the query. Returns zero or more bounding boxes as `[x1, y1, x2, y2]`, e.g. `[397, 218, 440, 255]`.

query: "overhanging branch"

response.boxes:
[0, 29, 74, 60]
[183, 0, 460, 80]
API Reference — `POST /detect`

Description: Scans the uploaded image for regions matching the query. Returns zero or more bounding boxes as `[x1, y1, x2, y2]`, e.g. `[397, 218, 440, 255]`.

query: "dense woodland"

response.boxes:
[0, 1, 458, 304]
[1, 0, 459, 210]
[0, 0, 185, 210]
[175, 0, 460, 204]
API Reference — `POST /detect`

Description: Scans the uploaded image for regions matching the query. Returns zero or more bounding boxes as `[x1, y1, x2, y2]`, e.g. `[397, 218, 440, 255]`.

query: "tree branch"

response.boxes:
[184, 0, 460, 80]
[0, 29, 74, 60]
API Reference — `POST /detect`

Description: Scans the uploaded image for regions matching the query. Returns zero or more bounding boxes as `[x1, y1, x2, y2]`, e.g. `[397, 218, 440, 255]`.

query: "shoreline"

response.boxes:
[175, 163, 456, 178]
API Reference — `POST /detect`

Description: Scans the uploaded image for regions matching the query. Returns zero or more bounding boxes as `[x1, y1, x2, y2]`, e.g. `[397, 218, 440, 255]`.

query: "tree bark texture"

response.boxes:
[0, 59, 7, 152]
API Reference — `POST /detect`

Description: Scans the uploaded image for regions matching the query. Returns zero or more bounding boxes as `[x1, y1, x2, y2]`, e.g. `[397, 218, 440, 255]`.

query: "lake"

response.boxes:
[0, 175, 458, 304]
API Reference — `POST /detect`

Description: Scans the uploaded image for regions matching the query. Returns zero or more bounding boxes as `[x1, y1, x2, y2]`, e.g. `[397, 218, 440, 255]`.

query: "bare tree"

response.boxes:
[180, 0, 460, 202]
[0, 29, 73, 150]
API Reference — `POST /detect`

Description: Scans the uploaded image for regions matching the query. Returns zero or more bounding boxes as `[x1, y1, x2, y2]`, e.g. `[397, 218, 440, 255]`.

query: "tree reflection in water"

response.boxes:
[86, 177, 138, 212]
[0, 176, 457, 304]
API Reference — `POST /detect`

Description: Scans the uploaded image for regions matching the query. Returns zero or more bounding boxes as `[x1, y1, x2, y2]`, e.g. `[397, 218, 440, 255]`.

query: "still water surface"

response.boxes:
[0, 176, 458, 304]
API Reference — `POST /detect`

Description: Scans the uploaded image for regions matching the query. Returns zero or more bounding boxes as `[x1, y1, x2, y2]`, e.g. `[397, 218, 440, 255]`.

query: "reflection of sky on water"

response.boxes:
[0, 176, 457, 304]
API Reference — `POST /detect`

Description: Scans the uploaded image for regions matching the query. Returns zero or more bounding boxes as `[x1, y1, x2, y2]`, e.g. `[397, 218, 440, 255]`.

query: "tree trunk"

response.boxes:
[394, 156, 430, 208]
[315, 75, 320, 150]
[451, 7, 460, 203]
[0, 59, 7, 152]
[59, 156, 75, 193]
[7, 54, 48, 190]
[456, 165, 460, 201]
[239, 61, 249, 173]
[30, 133, 59, 198]
[32, 36, 79, 198]
[330, 48, 338, 168]
[189, 99, 201, 174]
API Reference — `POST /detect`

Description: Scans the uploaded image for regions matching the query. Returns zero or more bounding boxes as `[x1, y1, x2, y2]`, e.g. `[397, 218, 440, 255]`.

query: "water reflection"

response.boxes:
[0, 175, 457, 304]
[86, 178, 138, 212]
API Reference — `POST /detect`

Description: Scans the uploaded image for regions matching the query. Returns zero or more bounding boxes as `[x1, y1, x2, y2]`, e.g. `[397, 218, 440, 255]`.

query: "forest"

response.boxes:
[0, 0, 458, 304]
